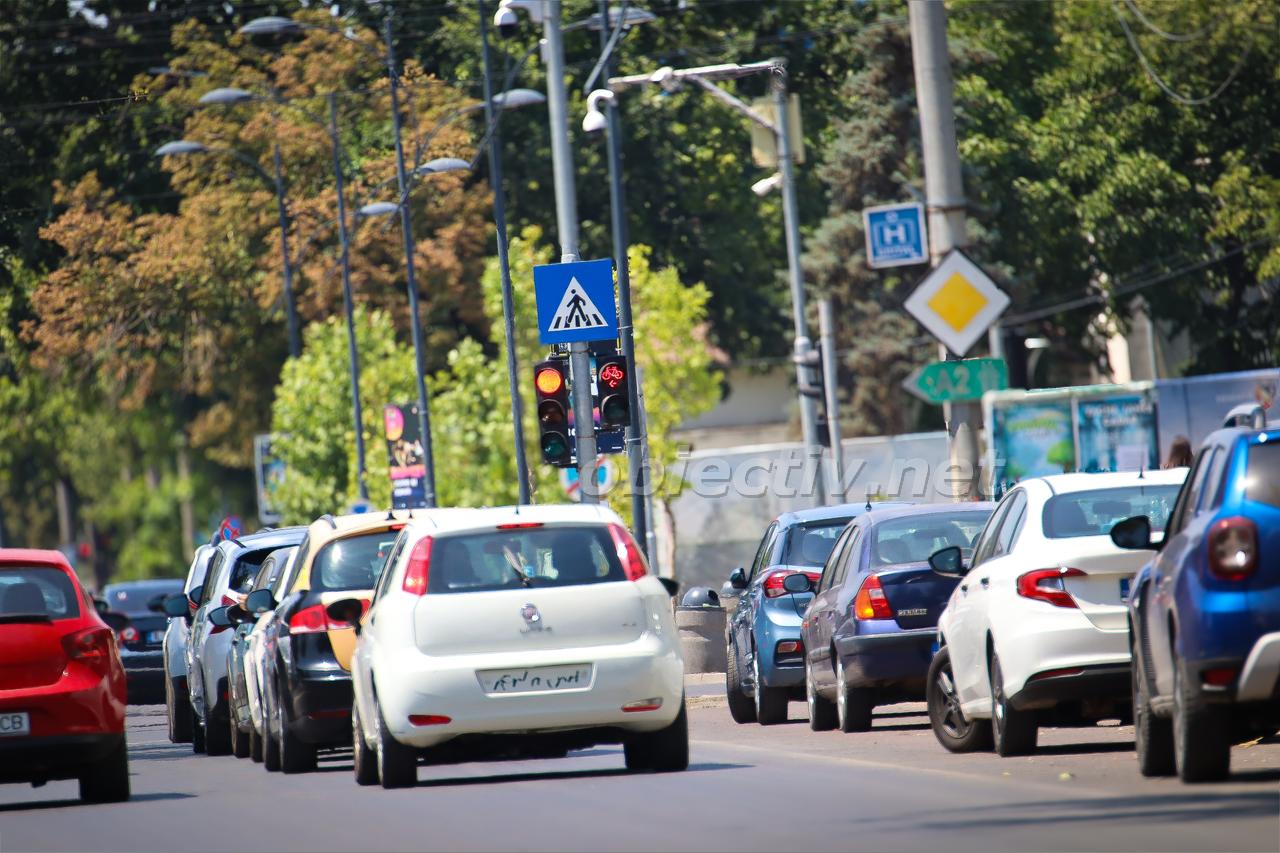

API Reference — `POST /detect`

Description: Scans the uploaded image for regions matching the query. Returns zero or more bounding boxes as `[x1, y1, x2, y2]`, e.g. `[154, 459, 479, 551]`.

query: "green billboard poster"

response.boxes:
[1076, 394, 1159, 473]
[991, 399, 1075, 482]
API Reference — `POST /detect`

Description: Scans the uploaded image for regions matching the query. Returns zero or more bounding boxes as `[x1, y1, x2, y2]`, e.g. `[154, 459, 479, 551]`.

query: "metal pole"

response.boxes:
[772, 67, 825, 505]
[479, 1, 532, 506]
[543, 0, 598, 503]
[909, 0, 978, 501]
[384, 11, 437, 507]
[598, 0, 648, 550]
[270, 143, 300, 358]
[329, 93, 368, 501]
[819, 297, 844, 502]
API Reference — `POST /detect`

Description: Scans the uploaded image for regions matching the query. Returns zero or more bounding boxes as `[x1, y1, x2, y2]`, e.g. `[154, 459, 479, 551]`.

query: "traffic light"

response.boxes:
[595, 354, 630, 430]
[533, 358, 572, 466]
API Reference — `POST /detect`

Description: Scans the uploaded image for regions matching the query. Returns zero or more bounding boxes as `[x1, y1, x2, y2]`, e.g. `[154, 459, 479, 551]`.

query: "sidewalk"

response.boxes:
[685, 672, 727, 709]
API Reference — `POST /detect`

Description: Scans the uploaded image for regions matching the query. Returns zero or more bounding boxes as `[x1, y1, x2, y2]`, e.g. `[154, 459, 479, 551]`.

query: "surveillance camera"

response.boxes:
[493, 6, 519, 38]
[582, 109, 607, 134]
[751, 173, 782, 197]
[650, 66, 679, 93]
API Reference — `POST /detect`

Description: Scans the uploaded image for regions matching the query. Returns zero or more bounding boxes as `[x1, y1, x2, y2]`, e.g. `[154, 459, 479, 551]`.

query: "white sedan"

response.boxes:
[328, 504, 687, 788]
[927, 469, 1186, 756]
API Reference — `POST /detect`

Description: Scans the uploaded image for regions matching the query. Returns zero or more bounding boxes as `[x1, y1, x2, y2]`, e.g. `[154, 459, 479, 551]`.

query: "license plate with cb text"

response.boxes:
[0, 712, 30, 737]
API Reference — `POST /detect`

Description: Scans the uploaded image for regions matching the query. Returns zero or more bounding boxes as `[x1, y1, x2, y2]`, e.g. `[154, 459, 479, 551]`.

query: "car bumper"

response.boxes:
[836, 627, 936, 688]
[0, 733, 124, 785]
[284, 673, 352, 746]
[376, 633, 684, 749]
[1236, 631, 1280, 702]
[0, 666, 125, 737]
[755, 607, 805, 689]
[1008, 664, 1130, 711]
[994, 607, 1129, 698]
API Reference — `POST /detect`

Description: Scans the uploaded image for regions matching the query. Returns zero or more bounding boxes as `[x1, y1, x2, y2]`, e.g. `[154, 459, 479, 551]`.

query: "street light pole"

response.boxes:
[478, 0, 532, 506]
[383, 11, 437, 508]
[328, 92, 368, 501]
[269, 143, 301, 359]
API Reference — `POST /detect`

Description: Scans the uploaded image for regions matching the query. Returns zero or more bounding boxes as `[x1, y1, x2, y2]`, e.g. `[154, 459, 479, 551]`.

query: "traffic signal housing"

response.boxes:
[533, 359, 573, 467]
[595, 354, 630, 430]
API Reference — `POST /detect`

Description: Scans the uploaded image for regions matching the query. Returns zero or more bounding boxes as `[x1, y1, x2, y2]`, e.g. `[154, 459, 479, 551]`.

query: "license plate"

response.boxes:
[0, 712, 30, 737]
[147, 630, 165, 644]
[477, 664, 593, 695]
[1120, 578, 1131, 603]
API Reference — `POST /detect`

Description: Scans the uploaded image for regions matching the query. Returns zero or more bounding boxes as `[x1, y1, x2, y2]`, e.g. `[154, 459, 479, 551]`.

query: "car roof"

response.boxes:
[103, 578, 183, 589]
[859, 502, 996, 525]
[774, 501, 914, 527]
[1033, 468, 1188, 494]
[214, 525, 307, 559]
[1202, 426, 1280, 447]
[402, 503, 623, 537]
[0, 548, 73, 569]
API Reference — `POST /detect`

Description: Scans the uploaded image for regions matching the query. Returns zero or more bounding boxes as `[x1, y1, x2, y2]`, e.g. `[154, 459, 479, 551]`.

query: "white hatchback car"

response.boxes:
[926, 469, 1187, 756]
[329, 504, 686, 788]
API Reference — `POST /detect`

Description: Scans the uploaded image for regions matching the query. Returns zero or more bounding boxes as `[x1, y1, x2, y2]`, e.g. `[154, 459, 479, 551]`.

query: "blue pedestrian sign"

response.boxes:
[862, 202, 929, 269]
[534, 258, 618, 345]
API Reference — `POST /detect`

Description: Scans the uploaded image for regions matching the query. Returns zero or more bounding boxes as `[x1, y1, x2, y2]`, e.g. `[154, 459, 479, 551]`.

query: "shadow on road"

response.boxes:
[1031, 740, 1134, 756]
[869, 722, 933, 733]
[411, 761, 749, 789]
[0, 791, 194, 813]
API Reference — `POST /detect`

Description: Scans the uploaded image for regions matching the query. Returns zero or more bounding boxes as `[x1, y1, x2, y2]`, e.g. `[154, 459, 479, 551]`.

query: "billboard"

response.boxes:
[252, 434, 284, 525]
[384, 403, 427, 509]
[1076, 393, 1159, 473]
[988, 397, 1076, 483]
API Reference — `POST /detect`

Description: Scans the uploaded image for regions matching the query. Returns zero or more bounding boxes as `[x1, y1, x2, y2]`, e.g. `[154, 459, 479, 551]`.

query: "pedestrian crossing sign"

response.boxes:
[534, 258, 618, 345]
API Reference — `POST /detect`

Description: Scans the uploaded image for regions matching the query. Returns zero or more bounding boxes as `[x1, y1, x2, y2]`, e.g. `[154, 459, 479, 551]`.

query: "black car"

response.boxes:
[101, 578, 184, 703]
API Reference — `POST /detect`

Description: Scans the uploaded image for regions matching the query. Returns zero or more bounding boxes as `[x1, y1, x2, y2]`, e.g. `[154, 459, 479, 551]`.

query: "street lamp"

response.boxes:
[153, 138, 301, 359]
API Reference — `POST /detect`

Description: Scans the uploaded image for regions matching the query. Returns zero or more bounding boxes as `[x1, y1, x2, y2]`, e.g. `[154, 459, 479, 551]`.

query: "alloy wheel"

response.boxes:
[934, 664, 967, 739]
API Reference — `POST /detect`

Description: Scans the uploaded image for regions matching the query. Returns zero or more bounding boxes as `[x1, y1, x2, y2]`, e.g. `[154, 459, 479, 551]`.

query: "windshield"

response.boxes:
[426, 525, 626, 594]
[314, 531, 400, 591]
[0, 566, 80, 620]
[781, 520, 850, 568]
[871, 511, 992, 566]
[103, 581, 183, 615]
[1043, 485, 1181, 539]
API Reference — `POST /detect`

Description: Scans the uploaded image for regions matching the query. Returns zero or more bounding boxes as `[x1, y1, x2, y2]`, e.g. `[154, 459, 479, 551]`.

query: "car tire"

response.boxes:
[79, 737, 130, 804]
[1173, 661, 1229, 782]
[990, 652, 1037, 756]
[204, 708, 232, 757]
[375, 696, 417, 789]
[166, 677, 193, 744]
[835, 656, 873, 733]
[263, 705, 281, 773]
[753, 654, 789, 726]
[249, 727, 264, 763]
[191, 707, 206, 754]
[806, 659, 837, 731]
[230, 716, 249, 759]
[725, 640, 757, 724]
[1131, 633, 1174, 777]
[624, 699, 689, 773]
[926, 647, 992, 753]
[352, 701, 379, 786]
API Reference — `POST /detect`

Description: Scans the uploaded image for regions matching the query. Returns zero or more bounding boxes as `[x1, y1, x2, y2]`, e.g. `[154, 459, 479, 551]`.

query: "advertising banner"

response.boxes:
[990, 398, 1075, 482]
[252, 434, 284, 525]
[1076, 394, 1159, 473]
[384, 403, 427, 509]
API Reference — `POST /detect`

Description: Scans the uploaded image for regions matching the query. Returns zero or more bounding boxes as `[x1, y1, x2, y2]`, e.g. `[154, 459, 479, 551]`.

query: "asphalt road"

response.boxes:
[2, 688, 1277, 853]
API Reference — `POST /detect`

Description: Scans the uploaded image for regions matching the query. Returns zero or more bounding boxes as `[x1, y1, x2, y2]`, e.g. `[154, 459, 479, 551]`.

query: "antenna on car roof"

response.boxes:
[1137, 463, 1145, 479]
[386, 507, 397, 521]
[319, 513, 338, 530]
[865, 488, 873, 512]
[228, 537, 244, 548]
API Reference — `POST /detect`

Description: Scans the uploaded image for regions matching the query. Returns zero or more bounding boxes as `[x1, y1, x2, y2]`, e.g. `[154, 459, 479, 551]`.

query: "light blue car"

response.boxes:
[723, 502, 910, 724]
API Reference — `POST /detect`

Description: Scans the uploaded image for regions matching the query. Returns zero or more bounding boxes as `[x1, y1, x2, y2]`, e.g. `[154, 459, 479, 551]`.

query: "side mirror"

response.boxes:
[326, 598, 364, 634]
[188, 586, 203, 607]
[929, 546, 967, 578]
[162, 593, 189, 618]
[728, 568, 748, 590]
[147, 594, 167, 613]
[245, 588, 276, 616]
[225, 605, 252, 626]
[208, 606, 231, 628]
[782, 572, 812, 594]
[656, 577, 679, 598]
[1111, 515, 1154, 550]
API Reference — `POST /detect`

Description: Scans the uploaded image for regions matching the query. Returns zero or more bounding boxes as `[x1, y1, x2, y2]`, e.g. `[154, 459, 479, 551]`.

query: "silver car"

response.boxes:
[163, 545, 214, 744]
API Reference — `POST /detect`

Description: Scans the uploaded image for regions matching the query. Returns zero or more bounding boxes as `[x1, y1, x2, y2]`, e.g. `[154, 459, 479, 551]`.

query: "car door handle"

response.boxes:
[959, 583, 968, 593]
[979, 577, 989, 588]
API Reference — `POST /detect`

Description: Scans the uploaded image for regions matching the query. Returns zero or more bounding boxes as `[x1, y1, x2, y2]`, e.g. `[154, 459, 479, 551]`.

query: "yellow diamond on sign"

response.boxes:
[927, 273, 987, 332]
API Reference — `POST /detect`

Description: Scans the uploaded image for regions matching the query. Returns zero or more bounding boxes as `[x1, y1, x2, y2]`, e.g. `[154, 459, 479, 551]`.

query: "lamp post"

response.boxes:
[153, 139, 300, 358]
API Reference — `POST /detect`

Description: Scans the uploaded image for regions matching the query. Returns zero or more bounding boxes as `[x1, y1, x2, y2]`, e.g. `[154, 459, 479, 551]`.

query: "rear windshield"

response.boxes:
[781, 520, 850, 568]
[314, 531, 400, 592]
[103, 581, 182, 615]
[427, 525, 625, 594]
[0, 567, 81, 620]
[1043, 485, 1181, 539]
[871, 511, 992, 566]
[1246, 442, 1280, 508]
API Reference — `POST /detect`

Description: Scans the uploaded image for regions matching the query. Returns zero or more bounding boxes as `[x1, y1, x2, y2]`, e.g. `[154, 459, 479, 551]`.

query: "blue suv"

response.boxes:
[723, 503, 909, 725]
[1115, 427, 1280, 781]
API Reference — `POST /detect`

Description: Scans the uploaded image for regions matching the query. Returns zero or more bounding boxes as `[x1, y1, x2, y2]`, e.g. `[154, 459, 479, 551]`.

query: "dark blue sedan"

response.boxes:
[800, 503, 994, 732]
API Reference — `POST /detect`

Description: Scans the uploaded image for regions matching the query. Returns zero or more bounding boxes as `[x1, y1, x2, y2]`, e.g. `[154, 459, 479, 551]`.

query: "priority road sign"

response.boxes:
[903, 358, 1008, 405]
[863, 202, 928, 269]
[534, 258, 618, 345]
[903, 250, 1010, 356]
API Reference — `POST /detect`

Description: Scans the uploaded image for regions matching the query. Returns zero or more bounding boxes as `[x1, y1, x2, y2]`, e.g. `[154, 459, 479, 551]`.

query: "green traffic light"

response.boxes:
[600, 394, 628, 428]
[541, 431, 570, 463]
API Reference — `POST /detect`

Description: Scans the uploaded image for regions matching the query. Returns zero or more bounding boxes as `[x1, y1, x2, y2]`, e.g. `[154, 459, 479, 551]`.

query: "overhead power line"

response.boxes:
[1121, 0, 1214, 42]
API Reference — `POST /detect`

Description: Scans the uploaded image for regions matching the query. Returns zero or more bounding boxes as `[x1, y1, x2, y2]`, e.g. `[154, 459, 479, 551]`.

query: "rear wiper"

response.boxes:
[0, 612, 52, 624]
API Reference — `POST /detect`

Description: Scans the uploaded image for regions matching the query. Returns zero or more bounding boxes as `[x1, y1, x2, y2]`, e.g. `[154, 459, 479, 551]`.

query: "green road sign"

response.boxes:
[904, 358, 1008, 404]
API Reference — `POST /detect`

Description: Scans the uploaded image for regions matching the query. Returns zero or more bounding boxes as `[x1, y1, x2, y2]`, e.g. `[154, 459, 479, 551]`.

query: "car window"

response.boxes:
[227, 549, 273, 595]
[251, 556, 277, 592]
[103, 581, 183, 616]
[425, 526, 627, 594]
[817, 528, 852, 593]
[781, 519, 852, 568]
[871, 510, 994, 566]
[312, 531, 401, 592]
[994, 492, 1027, 558]
[372, 533, 408, 603]
[1245, 441, 1280, 508]
[832, 528, 862, 588]
[0, 566, 80, 620]
[747, 523, 779, 582]
[199, 551, 227, 604]
[1043, 484, 1182, 539]
[971, 496, 1014, 568]
[270, 549, 301, 599]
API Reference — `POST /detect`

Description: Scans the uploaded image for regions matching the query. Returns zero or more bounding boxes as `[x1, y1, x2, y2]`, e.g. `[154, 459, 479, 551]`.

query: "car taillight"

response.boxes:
[1017, 568, 1085, 608]
[608, 523, 648, 581]
[852, 575, 894, 620]
[776, 640, 803, 655]
[408, 714, 451, 726]
[402, 536, 434, 595]
[762, 570, 820, 598]
[221, 594, 237, 607]
[63, 626, 114, 663]
[1207, 516, 1258, 580]
[288, 601, 369, 634]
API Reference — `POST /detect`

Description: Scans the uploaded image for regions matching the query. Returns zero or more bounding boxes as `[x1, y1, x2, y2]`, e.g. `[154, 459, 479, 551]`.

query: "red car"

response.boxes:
[0, 549, 130, 802]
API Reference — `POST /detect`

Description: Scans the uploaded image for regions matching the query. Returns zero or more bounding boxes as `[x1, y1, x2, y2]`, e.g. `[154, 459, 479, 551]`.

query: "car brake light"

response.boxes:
[776, 640, 803, 655]
[63, 626, 113, 663]
[1207, 516, 1258, 580]
[408, 714, 451, 726]
[402, 536, 434, 595]
[852, 575, 894, 620]
[1201, 667, 1237, 687]
[288, 604, 328, 634]
[1017, 568, 1085, 608]
[607, 523, 648, 581]
[497, 522, 545, 530]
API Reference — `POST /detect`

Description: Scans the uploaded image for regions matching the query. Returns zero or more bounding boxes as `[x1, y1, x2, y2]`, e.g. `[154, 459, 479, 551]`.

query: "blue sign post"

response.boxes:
[534, 258, 618, 345]
[862, 202, 929, 269]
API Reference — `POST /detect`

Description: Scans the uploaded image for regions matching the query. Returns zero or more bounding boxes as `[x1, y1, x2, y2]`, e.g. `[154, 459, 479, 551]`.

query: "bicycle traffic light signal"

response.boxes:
[595, 354, 630, 430]
[533, 359, 572, 466]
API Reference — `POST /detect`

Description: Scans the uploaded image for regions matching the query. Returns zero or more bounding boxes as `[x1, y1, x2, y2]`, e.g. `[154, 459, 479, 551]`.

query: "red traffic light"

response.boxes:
[599, 361, 625, 389]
